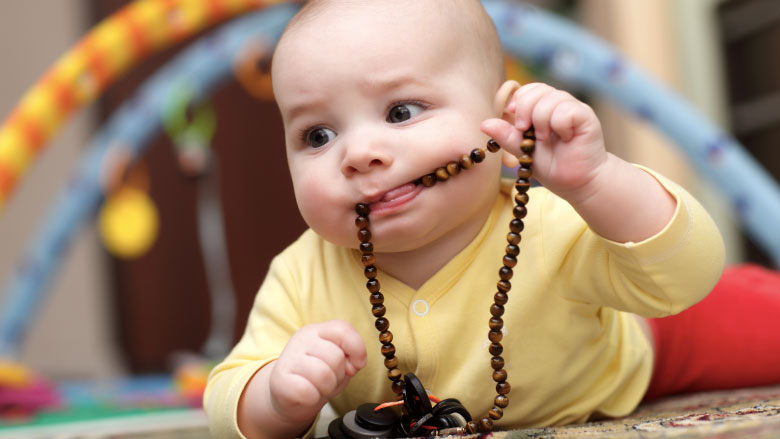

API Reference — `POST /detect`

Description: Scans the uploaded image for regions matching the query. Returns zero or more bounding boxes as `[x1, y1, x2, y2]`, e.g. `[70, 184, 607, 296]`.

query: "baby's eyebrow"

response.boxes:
[358, 73, 426, 95]
[285, 98, 328, 122]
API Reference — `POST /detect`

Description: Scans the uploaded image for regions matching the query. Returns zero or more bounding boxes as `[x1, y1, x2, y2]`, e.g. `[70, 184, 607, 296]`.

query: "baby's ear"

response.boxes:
[493, 80, 521, 122]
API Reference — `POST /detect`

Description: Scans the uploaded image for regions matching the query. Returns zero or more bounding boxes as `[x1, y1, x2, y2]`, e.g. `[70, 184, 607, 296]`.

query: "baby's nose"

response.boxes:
[341, 138, 393, 176]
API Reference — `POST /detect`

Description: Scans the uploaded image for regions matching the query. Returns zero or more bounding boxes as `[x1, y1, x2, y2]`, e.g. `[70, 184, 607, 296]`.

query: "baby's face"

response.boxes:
[272, 2, 503, 252]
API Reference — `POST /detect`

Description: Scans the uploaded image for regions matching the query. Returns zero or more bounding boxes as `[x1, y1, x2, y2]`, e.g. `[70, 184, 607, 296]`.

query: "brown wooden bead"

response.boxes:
[364, 266, 377, 279]
[506, 232, 521, 245]
[523, 128, 535, 139]
[491, 356, 505, 370]
[496, 381, 511, 395]
[489, 406, 504, 420]
[379, 330, 393, 344]
[497, 280, 511, 293]
[494, 292, 508, 305]
[446, 161, 460, 176]
[421, 173, 437, 187]
[361, 254, 376, 266]
[488, 330, 503, 343]
[366, 279, 380, 293]
[459, 154, 474, 169]
[355, 216, 369, 228]
[499, 266, 513, 281]
[384, 356, 398, 369]
[517, 154, 533, 166]
[490, 304, 505, 317]
[392, 380, 404, 394]
[492, 369, 508, 383]
[486, 139, 501, 153]
[495, 395, 509, 408]
[479, 417, 494, 431]
[509, 219, 525, 234]
[470, 148, 486, 163]
[503, 255, 517, 268]
[435, 167, 450, 181]
[515, 178, 531, 193]
[516, 166, 532, 179]
[375, 317, 389, 332]
[520, 138, 535, 154]
[381, 343, 396, 357]
[513, 205, 528, 219]
[355, 203, 370, 216]
[466, 422, 479, 434]
[359, 242, 373, 254]
[489, 317, 503, 331]
[370, 292, 384, 305]
[505, 244, 519, 256]
[358, 228, 372, 242]
[489, 342, 503, 356]
[515, 192, 529, 205]
[387, 368, 402, 381]
[372, 304, 386, 317]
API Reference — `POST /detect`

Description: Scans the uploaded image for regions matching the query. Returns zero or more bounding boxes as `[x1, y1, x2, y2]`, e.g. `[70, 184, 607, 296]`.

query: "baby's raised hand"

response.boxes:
[269, 320, 367, 424]
[482, 82, 607, 204]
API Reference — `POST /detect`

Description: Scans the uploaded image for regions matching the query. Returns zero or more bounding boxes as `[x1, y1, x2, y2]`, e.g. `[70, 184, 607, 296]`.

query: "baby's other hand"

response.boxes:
[481, 83, 607, 204]
[269, 320, 367, 424]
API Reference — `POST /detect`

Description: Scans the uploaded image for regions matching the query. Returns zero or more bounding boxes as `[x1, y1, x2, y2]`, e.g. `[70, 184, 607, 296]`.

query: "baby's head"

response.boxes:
[272, 0, 515, 253]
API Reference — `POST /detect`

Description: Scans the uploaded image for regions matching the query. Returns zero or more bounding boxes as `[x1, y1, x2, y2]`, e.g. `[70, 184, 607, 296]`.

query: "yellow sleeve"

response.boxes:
[203, 252, 308, 438]
[546, 167, 725, 317]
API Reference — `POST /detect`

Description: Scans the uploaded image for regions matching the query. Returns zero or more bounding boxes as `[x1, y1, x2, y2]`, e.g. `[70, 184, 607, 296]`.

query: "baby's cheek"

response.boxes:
[296, 178, 353, 247]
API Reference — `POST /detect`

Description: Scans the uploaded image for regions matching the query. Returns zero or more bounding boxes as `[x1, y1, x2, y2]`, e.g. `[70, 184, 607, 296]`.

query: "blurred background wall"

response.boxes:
[1, 0, 777, 380]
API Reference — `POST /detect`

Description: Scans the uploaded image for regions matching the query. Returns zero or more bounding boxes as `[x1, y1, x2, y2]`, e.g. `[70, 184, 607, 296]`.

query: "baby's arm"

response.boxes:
[238, 321, 367, 439]
[482, 82, 676, 244]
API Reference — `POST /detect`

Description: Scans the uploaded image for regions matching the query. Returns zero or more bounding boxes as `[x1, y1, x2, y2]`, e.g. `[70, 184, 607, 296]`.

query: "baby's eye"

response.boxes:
[387, 103, 424, 123]
[306, 127, 337, 148]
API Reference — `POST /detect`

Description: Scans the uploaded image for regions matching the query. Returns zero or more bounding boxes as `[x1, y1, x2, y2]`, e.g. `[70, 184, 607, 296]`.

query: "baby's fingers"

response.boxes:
[481, 118, 524, 158]
[317, 320, 367, 377]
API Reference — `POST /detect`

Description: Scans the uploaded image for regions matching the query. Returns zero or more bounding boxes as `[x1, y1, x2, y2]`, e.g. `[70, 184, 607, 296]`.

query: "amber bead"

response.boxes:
[488, 330, 503, 343]
[446, 161, 461, 176]
[375, 317, 389, 332]
[486, 139, 501, 152]
[496, 381, 511, 395]
[495, 395, 509, 408]
[513, 205, 528, 220]
[421, 173, 437, 187]
[515, 178, 531, 191]
[490, 304, 505, 317]
[499, 266, 513, 281]
[489, 406, 504, 420]
[459, 154, 474, 169]
[366, 278, 380, 293]
[384, 356, 399, 369]
[523, 128, 535, 138]
[362, 254, 376, 266]
[509, 219, 525, 234]
[466, 422, 479, 434]
[494, 292, 508, 306]
[358, 228, 372, 242]
[517, 154, 533, 166]
[506, 232, 521, 245]
[392, 380, 404, 394]
[372, 304, 386, 317]
[489, 342, 503, 356]
[381, 343, 396, 357]
[355, 203, 370, 216]
[387, 368, 402, 381]
[489, 317, 503, 331]
[479, 417, 494, 431]
[492, 369, 507, 383]
[497, 280, 511, 293]
[505, 244, 519, 256]
[364, 266, 377, 279]
[435, 167, 449, 181]
[491, 356, 505, 370]
[515, 192, 529, 205]
[379, 330, 393, 344]
[470, 148, 486, 163]
[516, 166, 532, 179]
[503, 255, 517, 268]
[370, 292, 384, 305]
[520, 138, 535, 154]
[359, 242, 373, 254]
[355, 216, 369, 228]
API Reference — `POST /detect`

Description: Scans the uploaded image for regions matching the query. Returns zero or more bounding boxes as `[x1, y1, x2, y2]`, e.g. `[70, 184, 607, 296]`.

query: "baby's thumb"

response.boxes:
[481, 118, 524, 157]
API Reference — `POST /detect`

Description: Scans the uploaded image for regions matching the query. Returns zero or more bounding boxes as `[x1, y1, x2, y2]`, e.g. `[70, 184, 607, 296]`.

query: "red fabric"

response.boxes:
[644, 264, 780, 401]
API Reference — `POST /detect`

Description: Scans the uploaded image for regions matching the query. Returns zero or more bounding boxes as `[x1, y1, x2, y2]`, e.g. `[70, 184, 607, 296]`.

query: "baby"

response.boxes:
[205, 1, 725, 438]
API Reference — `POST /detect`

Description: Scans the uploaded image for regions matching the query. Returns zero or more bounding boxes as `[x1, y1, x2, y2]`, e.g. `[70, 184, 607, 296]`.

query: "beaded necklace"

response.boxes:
[353, 128, 536, 435]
